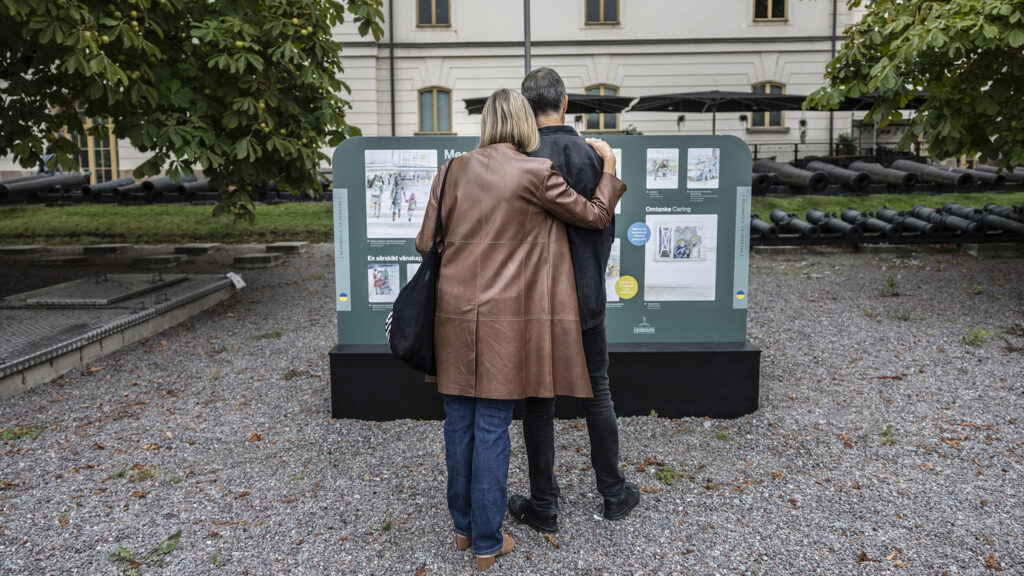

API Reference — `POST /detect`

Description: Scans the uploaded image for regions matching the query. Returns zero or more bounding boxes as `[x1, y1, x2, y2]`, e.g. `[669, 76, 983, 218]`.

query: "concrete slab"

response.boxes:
[751, 246, 805, 260]
[132, 255, 188, 269]
[175, 243, 222, 255]
[855, 244, 919, 256]
[0, 245, 46, 256]
[234, 252, 285, 269]
[266, 242, 308, 254]
[4, 274, 187, 306]
[33, 255, 88, 266]
[82, 244, 132, 255]
[958, 243, 1024, 259]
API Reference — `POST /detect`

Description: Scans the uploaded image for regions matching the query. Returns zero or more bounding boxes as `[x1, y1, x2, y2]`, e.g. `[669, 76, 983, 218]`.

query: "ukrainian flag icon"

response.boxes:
[338, 292, 349, 302]
[736, 290, 746, 300]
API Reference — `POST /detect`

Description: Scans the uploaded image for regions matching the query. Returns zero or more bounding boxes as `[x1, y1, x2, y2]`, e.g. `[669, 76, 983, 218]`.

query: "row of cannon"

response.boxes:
[752, 159, 1024, 193]
[0, 173, 329, 205]
[752, 203, 1024, 241]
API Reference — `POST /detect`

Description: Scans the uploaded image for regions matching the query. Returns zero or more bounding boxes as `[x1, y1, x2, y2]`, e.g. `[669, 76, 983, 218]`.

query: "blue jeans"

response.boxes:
[522, 324, 625, 514]
[443, 394, 515, 555]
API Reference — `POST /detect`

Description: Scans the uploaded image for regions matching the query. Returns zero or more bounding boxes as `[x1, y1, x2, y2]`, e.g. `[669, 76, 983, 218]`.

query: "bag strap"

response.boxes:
[433, 158, 455, 246]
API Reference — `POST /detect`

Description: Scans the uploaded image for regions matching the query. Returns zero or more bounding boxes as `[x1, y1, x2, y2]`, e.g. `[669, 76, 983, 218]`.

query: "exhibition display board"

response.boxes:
[330, 135, 759, 420]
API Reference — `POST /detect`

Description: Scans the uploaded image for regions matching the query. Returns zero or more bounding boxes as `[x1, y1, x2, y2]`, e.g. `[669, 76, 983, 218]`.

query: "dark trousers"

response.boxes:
[522, 324, 625, 515]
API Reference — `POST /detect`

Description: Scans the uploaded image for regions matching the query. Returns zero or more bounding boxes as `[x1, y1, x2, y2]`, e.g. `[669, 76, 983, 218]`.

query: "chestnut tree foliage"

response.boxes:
[809, 0, 1024, 168]
[0, 0, 384, 220]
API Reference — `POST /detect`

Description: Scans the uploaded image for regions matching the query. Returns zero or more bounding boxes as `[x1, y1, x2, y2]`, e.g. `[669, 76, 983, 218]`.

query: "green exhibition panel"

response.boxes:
[330, 135, 759, 420]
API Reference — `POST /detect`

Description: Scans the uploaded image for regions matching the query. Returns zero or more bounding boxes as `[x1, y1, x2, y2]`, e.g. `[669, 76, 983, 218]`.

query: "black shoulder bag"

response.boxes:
[385, 159, 454, 375]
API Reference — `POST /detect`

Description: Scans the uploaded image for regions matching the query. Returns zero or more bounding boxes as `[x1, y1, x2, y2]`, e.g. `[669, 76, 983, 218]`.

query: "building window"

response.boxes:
[585, 0, 619, 24]
[754, 0, 786, 20]
[585, 85, 619, 132]
[751, 82, 784, 128]
[417, 0, 450, 27]
[71, 115, 119, 184]
[418, 87, 452, 134]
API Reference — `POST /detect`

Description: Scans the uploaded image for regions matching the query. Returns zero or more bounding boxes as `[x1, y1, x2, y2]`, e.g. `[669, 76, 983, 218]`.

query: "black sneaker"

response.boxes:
[603, 482, 640, 520]
[507, 494, 558, 533]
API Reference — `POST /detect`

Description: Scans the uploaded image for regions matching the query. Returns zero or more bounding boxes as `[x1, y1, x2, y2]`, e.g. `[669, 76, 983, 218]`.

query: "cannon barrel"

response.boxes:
[177, 178, 210, 194]
[974, 165, 1024, 183]
[806, 209, 863, 237]
[0, 174, 89, 202]
[874, 207, 936, 235]
[0, 174, 49, 187]
[910, 205, 982, 234]
[949, 167, 1004, 186]
[806, 161, 872, 190]
[755, 159, 829, 192]
[114, 182, 146, 198]
[142, 174, 198, 198]
[945, 203, 1024, 236]
[81, 177, 135, 199]
[849, 161, 917, 188]
[983, 203, 1024, 223]
[752, 172, 776, 194]
[769, 208, 821, 237]
[750, 214, 779, 238]
[891, 160, 973, 188]
[841, 208, 902, 237]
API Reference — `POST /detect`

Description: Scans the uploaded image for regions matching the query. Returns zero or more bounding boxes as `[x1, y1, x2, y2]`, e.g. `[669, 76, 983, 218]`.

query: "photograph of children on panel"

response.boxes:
[605, 238, 621, 302]
[643, 214, 718, 301]
[365, 149, 438, 238]
[367, 263, 401, 303]
[687, 148, 720, 188]
[645, 148, 679, 189]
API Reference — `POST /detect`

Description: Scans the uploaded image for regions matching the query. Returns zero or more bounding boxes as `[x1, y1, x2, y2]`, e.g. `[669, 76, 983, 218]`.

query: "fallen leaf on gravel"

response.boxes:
[856, 551, 872, 563]
[132, 491, 149, 499]
[985, 554, 1002, 571]
[212, 518, 245, 526]
[682, 548, 695, 555]
[248, 433, 263, 442]
[545, 534, 560, 549]
[894, 560, 907, 568]
[87, 366, 104, 374]
[771, 470, 783, 479]
[414, 564, 427, 576]
[143, 443, 159, 451]
[93, 443, 105, 450]
[923, 463, 934, 470]
[876, 374, 904, 380]
[887, 552, 897, 561]
[210, 531, 221, 538]
[59, 516, 68, 528]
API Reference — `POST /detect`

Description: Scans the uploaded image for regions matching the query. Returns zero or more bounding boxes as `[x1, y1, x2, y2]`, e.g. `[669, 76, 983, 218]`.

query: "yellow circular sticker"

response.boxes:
[615, 275, 639, 299]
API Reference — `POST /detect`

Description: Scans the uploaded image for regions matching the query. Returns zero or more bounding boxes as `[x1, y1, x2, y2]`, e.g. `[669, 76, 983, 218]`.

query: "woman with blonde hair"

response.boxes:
[415, 88, 625, 571]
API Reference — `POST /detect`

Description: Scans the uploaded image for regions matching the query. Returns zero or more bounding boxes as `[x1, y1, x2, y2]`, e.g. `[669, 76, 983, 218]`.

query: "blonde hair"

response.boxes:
[478, 89, 540, 153]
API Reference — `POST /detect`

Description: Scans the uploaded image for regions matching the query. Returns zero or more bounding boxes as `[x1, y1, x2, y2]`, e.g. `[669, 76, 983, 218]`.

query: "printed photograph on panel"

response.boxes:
[605, 238, 621, 302]
[368, 263, 401, 303]
[405, 262, 421, 287]
[365, 149, 438, 238]
[687, 148, 720, 188]
[645, 148, 679, 189]
[643, 214, 718, 301]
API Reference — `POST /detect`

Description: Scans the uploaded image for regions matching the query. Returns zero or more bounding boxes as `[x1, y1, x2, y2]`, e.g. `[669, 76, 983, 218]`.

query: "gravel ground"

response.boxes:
[0, 243, 1022, 575]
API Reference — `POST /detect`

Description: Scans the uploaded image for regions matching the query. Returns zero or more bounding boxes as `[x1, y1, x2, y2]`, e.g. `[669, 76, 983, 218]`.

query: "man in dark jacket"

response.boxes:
[508, 68, 640, 533]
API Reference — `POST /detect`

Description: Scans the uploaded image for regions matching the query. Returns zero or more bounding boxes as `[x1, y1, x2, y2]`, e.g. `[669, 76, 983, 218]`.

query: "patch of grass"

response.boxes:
[880, 276, 900, 297]
[962, 327, 990, 347]
[887, 310, 911, 321]
[880, 424, 897, 446]
[0, 426, 42, 440]
[863, 309, 878, 319]
[112, 464, 159, 483]
[655, 465, 680, 486]
[251, 330, 283, 341]
[170, 475, 184, 485]
[301, 274, 324, 281]
[712, 429, 736, 442]
[649, 409, 659, 418]
[0, 479, 12, 490]
[0, 203, 333, 245]
[1005, 322, 1024, 338]
[382, 514, 393, 532]
[209, 548, 226, 567]
[108, 529, 182, 575]
[970, 285, 985, 295]
[282, 368, 307, 381]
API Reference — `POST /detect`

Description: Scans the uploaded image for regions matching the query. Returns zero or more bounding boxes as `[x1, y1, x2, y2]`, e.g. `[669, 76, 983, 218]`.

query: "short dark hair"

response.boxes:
[521, 68, 566, 116]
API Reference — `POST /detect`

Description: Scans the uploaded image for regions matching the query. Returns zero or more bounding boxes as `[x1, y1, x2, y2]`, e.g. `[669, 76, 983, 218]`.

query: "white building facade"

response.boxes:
[1, 0, 868, 181]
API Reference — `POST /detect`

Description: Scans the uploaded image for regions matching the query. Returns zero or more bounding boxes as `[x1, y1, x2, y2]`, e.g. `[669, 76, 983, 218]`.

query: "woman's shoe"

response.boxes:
[475, 533, 515, 571]
[456, 533, 471, 551]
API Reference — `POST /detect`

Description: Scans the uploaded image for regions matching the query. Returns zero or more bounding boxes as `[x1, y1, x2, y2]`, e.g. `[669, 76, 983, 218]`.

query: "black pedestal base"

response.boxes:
[330, 342, 760, 421]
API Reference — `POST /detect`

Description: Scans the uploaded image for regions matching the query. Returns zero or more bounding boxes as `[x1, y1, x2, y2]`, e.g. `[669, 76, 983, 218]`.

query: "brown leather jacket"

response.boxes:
[415, 143, 626, 400]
